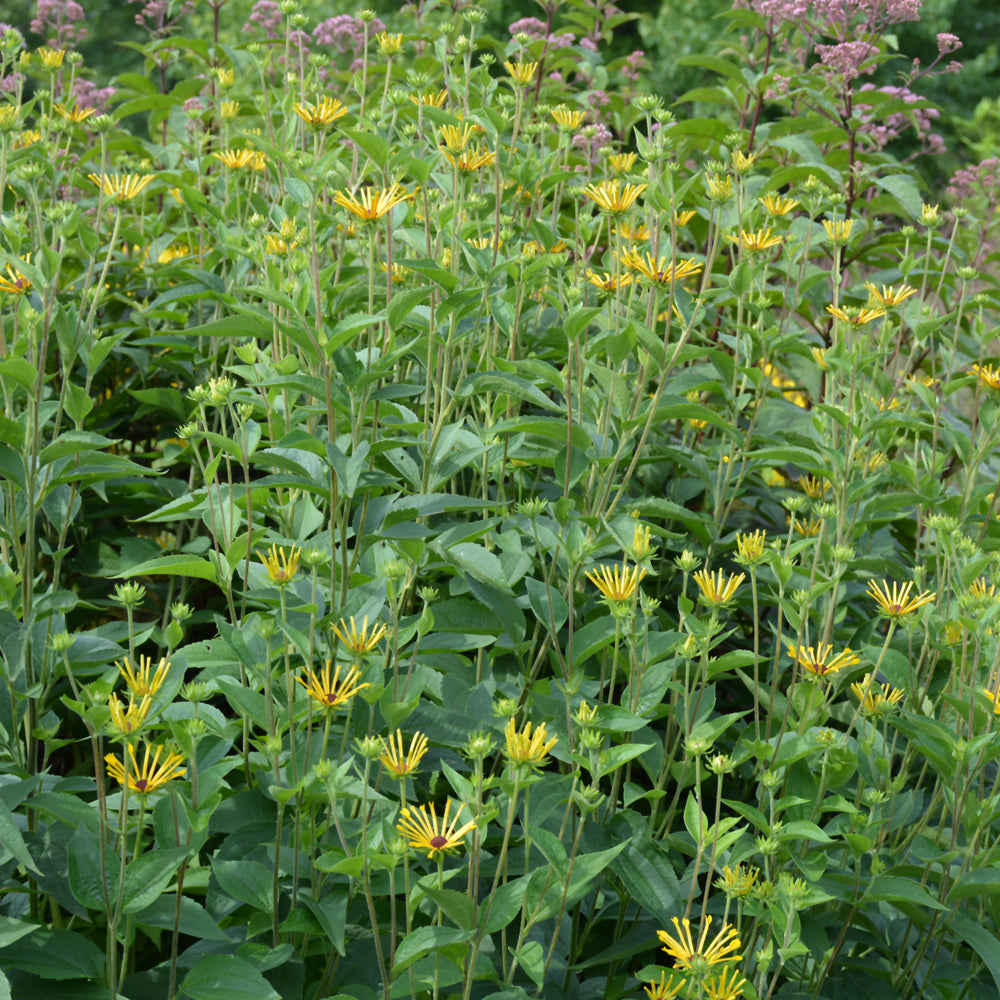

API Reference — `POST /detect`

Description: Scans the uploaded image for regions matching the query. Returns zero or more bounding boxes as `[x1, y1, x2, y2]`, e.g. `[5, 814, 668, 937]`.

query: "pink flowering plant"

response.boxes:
[1, 1, 1000, 999]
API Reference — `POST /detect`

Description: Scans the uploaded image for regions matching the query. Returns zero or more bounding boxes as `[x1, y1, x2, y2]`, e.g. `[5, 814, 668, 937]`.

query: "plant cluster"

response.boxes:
[1, 2, 1000, 1000]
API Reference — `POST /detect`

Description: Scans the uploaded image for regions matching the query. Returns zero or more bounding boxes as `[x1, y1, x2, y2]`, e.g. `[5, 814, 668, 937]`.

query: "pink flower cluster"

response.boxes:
[30, 0, 87, 47]
[622, 49, 645, 83]
[947, 158, 1000, 205]
[857, 83, 942, 153]
[815, 40, 878, 79]
[508, 17, 575, 49]
[244, 0, 281, 40]
[72, 77, 115, 113]
[572, 122, 613, 165]
[313, 13, 384, 72]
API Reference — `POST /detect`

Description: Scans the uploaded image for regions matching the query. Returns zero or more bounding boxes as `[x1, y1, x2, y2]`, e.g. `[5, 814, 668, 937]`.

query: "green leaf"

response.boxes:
[0, 797, 40, 873]
[608, 838, 683, 927]
[480, 878, 526, 933]
[114, 553, 219, 585]
[945, 867, 1000, 905]
[457, 372, 562, 413]
[135, 894, 229, 941]
[181, 955, 281, 1000]
[121, 847, 190, 913]
[212, 858, 274, 914]
[0, 916, 39, 948]
[392, 927, 472, 975]
[418, 887, 476, 931]
[0, 928, 104, 980]
[863, 875, 946, 911]
[873, 174, 922, 218]
[951, 914, 1000, 995]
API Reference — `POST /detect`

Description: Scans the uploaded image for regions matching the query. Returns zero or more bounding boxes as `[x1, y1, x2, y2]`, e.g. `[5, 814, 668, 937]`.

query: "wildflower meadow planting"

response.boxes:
[3, 0, 1000, 997]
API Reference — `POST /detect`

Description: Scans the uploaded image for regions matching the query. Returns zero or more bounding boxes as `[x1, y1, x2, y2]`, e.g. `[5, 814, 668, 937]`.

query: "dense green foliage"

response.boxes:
[2, 2, 1000, 1000]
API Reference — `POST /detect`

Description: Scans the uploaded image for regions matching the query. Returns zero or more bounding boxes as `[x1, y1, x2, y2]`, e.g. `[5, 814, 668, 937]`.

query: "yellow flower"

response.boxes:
[107, 693, 152, 735]
[704, 965, 749, 1000]
[504, 717, 558, 767]
[55, 103, 96, 123]
[504, 61, 538, 84]
[631, 522, 655, 560]
[864, 282, 916, 307]
[442, 148, 495, 171]
[644, 971, 684, 1000]
[265, 233, 294, 255]
[87, 172, 155, 201]
[551, 105, 585, 129]
[14, 129, 41, 148]
[583, 179, 647, 214]
[867, 579, 936, 621]
[410, 89, 448, 107]
[693, 568, 745, 606]
[212, 149, 255, 169]
[920, 202, 939, 225]
[822, 218, 853, 243]
[792, 516, 823, 536]
[715, 863, 759, 898]
[656, 915, 743, 970]
[585, 561, 648, 602]
[673, 209, 697, 226]
[38, 47, 65, 69]
[759, 193, 799, 216]
[971, 363, 1000, 390]
[219, 100, 239, 121]
[0, 255, 32, 296]
[105, 743, 186, 794]
[798, 475, 828, 499]
[118, 655, 170, 697]
[259, 543, 301, 584]
[735, 529, 766, 565]
[334, 184, 407, 222]
[811, 346, 828, 370]
[706, 174, 733, 201]
[297, 661, 369, 709]
[620, 249, 702, 285]
[616, 221, 649, 242]
[214, 67, 235, 87]
[293, 96, 348, 127]
[731, 149, 757, 172]
[379, 730, 429, 776]
[376, 31, 403, 55]
[586, 270, 633, 292]
[826, 304, 885, 325]
[332, 615, 389, 654]
[397, 800, 477, 857]
[851, 673, 904, 715]
[727, 227, 782, 251]
[440, 122, 475, 153]
[608, 152, 638, 173]
[983, 683, 1000, 715]
[787, 642, 860, 678]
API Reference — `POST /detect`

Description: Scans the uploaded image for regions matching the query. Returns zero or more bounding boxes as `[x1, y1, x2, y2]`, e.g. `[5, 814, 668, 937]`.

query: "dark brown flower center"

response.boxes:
[134, 779, 148, 792]
[430, 835, 448, 848]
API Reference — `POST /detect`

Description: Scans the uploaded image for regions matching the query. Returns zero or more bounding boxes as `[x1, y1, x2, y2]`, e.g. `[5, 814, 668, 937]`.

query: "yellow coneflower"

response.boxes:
[621, 249, 702, 286]
[379, 730, 429, 776]
[586, 270, 633, 292]
[297, 661, 369, 709]
[788, 642, 860, 678]
[826, 304, 886, 325]
[212, 148, 256, 169]
[55, 103, 97, 123]
[332, 615, 389, 654]
[704, 966, 749, 1000]
[822, 218, 853, 243]
[504, 61, 539, 85]
[731, 149, 757, 172]
[107, 693, 152, 735]
[759, 193, 799, 216]
[673, 209, 698, 226]
[583, 179, 647, 215]
[727, 227, 782, 251]
[105, 743, 186, 794]
[616, 221, 649, 242]
[0, 255, 32, 296]
[851, 673, 904, 715]
[409, 89, 448, 107]
[864, 281, 916, 307]
[504, 717, 558, 767]
[88, 173, 156, 202]
[715, 862, 760, 898]
[265, 233, 294, 255]
[38, 47, 65, 69]
[735, 529, 767, 565]
[971, 363, 1000, 390]
[585, 561, 647, 602]
[656, 915, 742, 970]
[631, 522, 655, 560]
[867, 579, 936, 621]
[219, 100, 239, 121]
[376, 31, 403, 55]
[792, 516, 823, 536]
[214, 67, 235, 87]
[334, 184, 407, 222]
[798, 475, 829, 499]
[706, 174, 733, 201]
[692, 568, 745, 606]
[397, 800, 477, 857]
[644, 971, 684, 1000]
[259, 544, 301, 584]
[440, 123, 475, 153]
[608, 152, 638, 173]
[118, 655, 170, 697]
[442, 148, 495, 171]
[14, 129, 41, 148]
[551, 105, 585, 129]
[293, 96, 348, 127]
